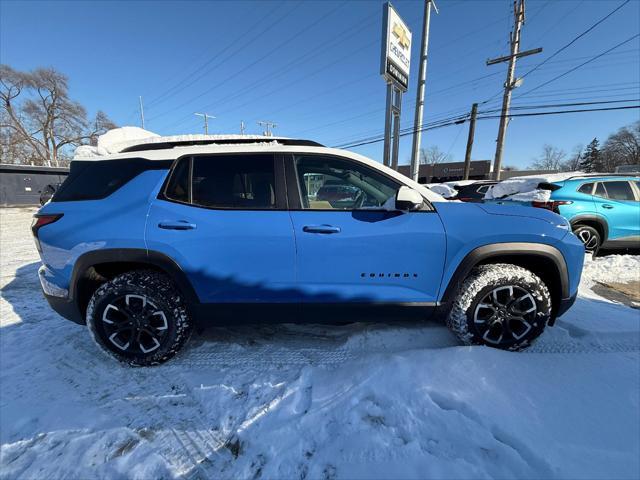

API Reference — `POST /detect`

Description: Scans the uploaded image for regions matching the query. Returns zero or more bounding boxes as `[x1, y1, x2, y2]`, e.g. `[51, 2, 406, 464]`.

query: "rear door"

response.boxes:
[593, 180, 639, 240]
[286, 154, 446, 319]
[146, 153, 297, 307]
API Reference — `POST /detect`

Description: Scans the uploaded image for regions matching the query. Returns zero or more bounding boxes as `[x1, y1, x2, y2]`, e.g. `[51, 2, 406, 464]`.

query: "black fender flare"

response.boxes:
[569, 214, 609, 241]
[69, 248, 200, 305]
[440, 242, 570, 306]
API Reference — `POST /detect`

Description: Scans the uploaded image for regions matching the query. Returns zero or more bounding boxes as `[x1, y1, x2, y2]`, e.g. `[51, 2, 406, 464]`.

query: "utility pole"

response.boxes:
[258, 120, 277, 137]
[487, 0, 541, 180]
[139, 96, 145, 129]
[194, 113, 215, 135]
[409, 0, 438, 181]
[240, 121, 246, 135]
[463, 103, 478, 180]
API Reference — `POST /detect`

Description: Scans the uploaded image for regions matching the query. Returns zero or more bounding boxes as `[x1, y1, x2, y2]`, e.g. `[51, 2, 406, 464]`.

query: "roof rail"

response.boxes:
[120, 137, 324, 153]
[562, 173, 640, 180]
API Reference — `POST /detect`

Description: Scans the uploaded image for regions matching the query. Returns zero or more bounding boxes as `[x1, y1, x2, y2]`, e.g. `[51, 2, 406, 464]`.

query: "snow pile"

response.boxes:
[485, 171, 586, 202]
[424, 183, 457, 199]
[582, 254, 640, 285]
[1, 208, 639, 479]
[74, 127, 160, 158]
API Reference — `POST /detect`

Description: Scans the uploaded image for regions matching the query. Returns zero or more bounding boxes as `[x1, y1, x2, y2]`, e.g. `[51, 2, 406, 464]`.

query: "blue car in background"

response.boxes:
[493, 174, 640, 253]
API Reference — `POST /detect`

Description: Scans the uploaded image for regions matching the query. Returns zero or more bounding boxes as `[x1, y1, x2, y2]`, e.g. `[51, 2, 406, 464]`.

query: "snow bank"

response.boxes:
[485, 171, 586, 202]
[583, 254, 640, 285]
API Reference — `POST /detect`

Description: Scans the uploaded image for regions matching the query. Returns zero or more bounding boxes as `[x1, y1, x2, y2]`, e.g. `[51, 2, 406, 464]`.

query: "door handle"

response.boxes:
[158, 221, 197, 230]
[302, 225, 341, 234]
[602, 204, 614, 209]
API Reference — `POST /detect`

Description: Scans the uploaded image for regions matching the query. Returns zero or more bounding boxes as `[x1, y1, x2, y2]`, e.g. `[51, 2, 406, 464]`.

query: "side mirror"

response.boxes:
[395, 186, 423, 211]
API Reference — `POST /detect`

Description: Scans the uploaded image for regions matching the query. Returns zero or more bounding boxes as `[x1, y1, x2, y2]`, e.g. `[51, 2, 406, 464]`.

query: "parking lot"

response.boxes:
[1, 206, 639, 479]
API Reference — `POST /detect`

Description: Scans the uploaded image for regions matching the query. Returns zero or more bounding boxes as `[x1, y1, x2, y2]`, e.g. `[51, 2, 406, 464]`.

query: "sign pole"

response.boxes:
[383, 83, 393, 166]
[391, 87, 402, 170]
[380, 2, 411, 171]
[409, 0, 437, 182]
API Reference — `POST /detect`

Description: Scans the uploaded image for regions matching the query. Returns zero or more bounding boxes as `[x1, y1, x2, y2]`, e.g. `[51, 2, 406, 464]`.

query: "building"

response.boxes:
[0, 164, 69, 206]
[397, 160, 492, 183]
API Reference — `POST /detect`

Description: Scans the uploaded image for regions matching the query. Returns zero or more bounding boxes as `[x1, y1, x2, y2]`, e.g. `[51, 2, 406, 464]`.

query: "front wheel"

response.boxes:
[446, 263, 551, 351]
[86, 270, 193, 366]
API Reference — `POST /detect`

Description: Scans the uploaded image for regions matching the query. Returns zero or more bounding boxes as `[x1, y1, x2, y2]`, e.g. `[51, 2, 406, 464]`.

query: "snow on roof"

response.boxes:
[73, 127, 291, 159]
[484, 171, 586, 202]
[424, 183, 458, 199]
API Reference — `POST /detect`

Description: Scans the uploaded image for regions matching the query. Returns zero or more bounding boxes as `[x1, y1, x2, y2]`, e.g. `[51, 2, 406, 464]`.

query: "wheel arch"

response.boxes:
[440, 242, 570, 322]
[570, 214, 608, 241]
[71, 249, 199, 320]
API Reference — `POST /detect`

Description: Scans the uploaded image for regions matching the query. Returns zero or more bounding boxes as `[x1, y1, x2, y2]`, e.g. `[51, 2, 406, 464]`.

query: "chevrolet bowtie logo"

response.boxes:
[392, 23, 410, 50]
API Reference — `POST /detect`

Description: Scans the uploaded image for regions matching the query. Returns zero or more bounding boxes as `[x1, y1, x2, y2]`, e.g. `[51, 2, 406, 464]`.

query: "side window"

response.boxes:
[164, 157, 190, 203]
[594, 182, 608, 198]
[603, 181, 635, 201]
[191, 155, 276, 209]
[476, 185, 490, 194]
[54, 159, 170, 202]
[577, 182, 594, 195]
[295, 155, 401, 210]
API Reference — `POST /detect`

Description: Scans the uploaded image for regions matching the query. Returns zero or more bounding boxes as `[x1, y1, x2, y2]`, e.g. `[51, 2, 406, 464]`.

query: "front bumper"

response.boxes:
[555, 292, 578, 320]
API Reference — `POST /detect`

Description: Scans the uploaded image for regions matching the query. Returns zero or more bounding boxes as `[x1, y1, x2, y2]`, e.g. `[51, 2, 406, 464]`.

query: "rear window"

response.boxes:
[162, 154, 277, 209]
[53, 159, 171, 202]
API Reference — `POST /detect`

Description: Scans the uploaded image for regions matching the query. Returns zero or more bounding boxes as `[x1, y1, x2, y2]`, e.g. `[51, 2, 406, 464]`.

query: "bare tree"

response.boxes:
[601, 121, 639, 171]
[531, 144, 565, 170]
[0, 65, 116, 166]
[420, 145, 452, 165]
[561, 144, 583, 172]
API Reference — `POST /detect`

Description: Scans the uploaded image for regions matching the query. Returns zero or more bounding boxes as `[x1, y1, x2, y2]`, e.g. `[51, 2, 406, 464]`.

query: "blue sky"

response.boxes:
[1, 0, 638, 168]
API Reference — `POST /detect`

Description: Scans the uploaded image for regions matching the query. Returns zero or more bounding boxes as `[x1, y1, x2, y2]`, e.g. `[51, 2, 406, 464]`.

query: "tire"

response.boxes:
[446, 263, 551, 351]
[86, 270, 193, 366]
[572, 224, 601, 254]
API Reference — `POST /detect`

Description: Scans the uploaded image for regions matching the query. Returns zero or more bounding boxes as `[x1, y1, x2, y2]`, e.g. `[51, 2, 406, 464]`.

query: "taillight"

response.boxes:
[31, 214, 63, 251]
[532, 200, 572, 213]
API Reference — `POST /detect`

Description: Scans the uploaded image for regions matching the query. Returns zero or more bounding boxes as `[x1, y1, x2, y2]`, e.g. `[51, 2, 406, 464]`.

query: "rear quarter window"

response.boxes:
[577, 182, 594, 194]
[53, 159, 171, 202]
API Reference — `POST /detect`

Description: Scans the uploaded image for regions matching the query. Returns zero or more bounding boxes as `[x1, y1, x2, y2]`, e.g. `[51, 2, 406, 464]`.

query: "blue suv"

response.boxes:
[33, 136, 585, 365]
[492, 175, 640, 253]
[551, 175, 640, 252]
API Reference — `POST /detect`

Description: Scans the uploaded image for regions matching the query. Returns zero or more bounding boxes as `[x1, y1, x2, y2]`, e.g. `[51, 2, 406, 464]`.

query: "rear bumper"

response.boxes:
[43, 292, 85, 325]
[38, 264, 85, 325]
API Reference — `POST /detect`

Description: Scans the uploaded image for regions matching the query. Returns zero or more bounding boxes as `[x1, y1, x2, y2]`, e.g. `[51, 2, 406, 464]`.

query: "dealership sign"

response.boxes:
[380, 2, 412, 91]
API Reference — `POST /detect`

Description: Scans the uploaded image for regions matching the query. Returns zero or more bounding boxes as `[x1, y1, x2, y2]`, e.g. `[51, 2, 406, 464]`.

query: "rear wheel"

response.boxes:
[86, 270, 193, 366]
[446, 263, 551, 351]
[572, 224, 601, 254]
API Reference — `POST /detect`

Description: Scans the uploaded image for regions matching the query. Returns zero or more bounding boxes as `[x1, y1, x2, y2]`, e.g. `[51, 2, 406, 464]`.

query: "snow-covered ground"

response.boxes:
[1, 207, 639, 480]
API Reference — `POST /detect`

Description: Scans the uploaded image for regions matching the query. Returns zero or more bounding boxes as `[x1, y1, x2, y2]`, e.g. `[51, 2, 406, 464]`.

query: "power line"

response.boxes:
[519, 0, 632, 81]
[148, 1, 346, 124]
[517, 33, 640, 98]
[334, 104, 640, 150]
[145, 2, 288, 109]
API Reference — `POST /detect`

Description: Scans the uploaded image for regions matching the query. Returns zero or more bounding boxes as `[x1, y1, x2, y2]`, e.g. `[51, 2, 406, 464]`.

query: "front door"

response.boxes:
[593, 180, 639, 240]
[286, 154, 446, 319]
[146, 154, 297, 310]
